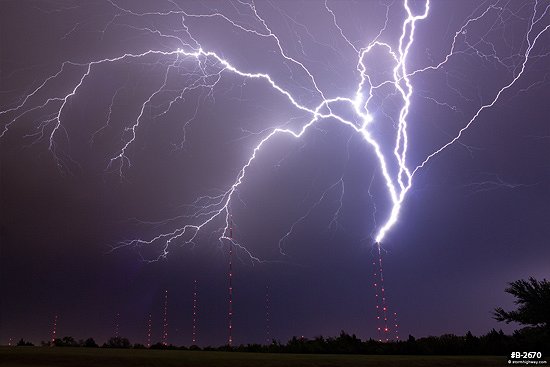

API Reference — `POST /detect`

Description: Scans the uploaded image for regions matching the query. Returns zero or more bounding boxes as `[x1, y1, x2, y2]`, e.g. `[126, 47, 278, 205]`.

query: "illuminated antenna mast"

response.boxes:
[372, 249, 389, 341]
[163, 290, 168, 346]
[372, 258, 382, 341]
[228, 214, 234, 347]
[373, 244, 390, 342]
[393, 311, 400, 341]
[192, 279, 198, 345]
[265, 285, 271, 345]
[51, 315, 58, 344]
[114, 312, 120, 337]
[147, 313, 152, 348]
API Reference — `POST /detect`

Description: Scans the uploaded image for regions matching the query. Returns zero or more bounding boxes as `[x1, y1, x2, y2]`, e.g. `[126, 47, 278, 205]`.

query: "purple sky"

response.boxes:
[1, 0, 549, 347]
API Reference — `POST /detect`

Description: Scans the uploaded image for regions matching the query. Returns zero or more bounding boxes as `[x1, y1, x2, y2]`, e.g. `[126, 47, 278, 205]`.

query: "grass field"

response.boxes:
[0, 347, 507, 367]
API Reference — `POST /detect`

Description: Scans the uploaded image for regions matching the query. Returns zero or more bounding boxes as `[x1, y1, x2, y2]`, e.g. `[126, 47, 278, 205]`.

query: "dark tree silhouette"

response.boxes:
[103, 336, 131, 348]
[493, 277, 550, 329]
[53, 336, 78, 347]
[16, 339, 34, 346]
[82, 338, 99, 348]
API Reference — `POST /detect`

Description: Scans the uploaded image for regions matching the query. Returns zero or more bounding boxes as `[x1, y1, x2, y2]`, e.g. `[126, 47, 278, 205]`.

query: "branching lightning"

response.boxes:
[1, 0, 549, 264]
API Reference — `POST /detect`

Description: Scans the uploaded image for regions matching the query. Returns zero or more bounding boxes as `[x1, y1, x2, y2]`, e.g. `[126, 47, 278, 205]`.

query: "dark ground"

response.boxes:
[0, 347, 506, 367]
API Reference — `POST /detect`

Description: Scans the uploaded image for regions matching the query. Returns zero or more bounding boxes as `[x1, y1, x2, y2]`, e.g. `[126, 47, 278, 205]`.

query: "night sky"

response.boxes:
[1, 0, 549, 347]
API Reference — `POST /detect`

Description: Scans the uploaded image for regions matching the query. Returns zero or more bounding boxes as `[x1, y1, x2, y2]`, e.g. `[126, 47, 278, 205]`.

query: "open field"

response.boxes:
[0, 347, 506, 367]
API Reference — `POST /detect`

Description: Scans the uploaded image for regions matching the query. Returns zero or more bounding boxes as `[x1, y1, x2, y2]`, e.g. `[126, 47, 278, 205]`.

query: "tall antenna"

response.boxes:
[373, 244, 390, 342]
[147, 313, 152, 348]
[228, 214, 234, 347]
[393, 311, 400, 341]
[114, 312, 120, 338]
[265, 285, 271, 345]
[51, 315, 58, 345]
[163, 290, 168, 346]
[192, 279, 198, 345]
[372, 249, 385, 341]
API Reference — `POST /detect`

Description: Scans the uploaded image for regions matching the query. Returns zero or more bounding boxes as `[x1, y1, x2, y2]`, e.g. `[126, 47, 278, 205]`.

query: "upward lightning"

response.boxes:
[1, 0, 549, 261]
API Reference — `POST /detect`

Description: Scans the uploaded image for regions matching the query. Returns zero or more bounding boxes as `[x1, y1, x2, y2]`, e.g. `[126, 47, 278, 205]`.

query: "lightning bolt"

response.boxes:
[1, 0, 549, 265]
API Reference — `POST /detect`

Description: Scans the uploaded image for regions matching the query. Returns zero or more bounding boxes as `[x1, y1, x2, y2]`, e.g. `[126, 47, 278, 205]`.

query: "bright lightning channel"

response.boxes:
[1, 0, 549, 262]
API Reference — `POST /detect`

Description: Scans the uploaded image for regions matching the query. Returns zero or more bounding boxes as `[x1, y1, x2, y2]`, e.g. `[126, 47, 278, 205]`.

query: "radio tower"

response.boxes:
[265, 285, 271, 345]
[163, 290, 168, 346]
[51, 315, 58, 345]
[147, 313, 152, 348]
[192, 279, 198, 345]
[228, 215, 234, 347]
[114, 312, 120, 337]
[393, 311, 400, 341]
[372, 245, 390, 342]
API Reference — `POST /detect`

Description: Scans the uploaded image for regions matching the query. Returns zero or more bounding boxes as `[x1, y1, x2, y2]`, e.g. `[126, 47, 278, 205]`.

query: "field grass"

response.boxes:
[0, 347, 506, 367]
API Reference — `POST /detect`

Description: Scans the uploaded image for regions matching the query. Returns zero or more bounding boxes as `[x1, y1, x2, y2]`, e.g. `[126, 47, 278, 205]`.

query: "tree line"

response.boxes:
[13, 327, 548, 355]
[12, 277, 549, 354]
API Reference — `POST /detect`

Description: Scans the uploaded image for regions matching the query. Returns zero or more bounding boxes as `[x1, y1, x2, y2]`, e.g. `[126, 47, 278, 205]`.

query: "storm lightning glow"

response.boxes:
[1, 1, 549, 261]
